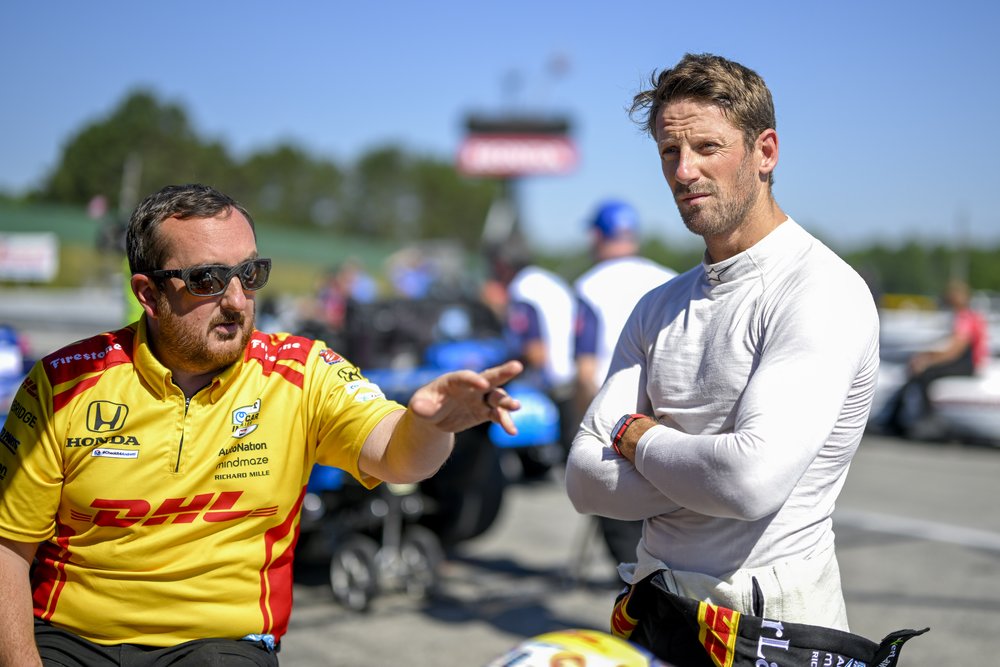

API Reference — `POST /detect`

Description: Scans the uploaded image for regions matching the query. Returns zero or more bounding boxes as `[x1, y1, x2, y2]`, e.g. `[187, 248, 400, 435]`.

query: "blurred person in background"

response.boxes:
[882, 278, 989, 436]
[387, 247, 436, 299]
[314, 258, 379, 333]
[564, 53, 879, 657]
[572, 199, 676, 564]
[573, 199, 677, 424]
[0, 183, 523, 666]
[0, 324, 31, 416]
[489, 243, 577, 465]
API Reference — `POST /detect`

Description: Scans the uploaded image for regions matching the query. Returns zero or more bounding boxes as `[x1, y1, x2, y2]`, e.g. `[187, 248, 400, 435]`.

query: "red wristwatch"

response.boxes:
[611, 413, 645, 456]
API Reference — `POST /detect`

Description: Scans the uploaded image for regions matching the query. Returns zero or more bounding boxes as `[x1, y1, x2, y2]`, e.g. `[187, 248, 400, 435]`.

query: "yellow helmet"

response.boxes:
[484, 628, 672, 667]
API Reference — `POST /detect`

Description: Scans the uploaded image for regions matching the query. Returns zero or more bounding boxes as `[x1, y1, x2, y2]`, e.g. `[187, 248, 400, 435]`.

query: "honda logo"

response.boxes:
[87, 401, 129, 433]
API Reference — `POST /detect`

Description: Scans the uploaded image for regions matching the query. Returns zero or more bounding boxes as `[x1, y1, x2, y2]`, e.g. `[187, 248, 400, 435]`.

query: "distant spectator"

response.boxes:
[0, 324, 29, 413]
[489, 244, 577, 462]
[489, 245, 575, 395]
[571, 199, 677, 564]
[573, 200, 677, 416]
[387, 248, 435, 299]
[316, 259, 379, 331]
[883, 278, 989, 435]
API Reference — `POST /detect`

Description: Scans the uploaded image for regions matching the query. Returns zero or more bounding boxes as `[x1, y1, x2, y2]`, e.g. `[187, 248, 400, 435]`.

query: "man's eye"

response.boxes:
[190, 270, 220, 290]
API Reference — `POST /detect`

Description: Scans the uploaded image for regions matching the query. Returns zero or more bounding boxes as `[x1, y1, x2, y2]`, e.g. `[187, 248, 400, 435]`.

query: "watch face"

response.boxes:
[611, 413, 634, 453]
[613, 414, 630, 437]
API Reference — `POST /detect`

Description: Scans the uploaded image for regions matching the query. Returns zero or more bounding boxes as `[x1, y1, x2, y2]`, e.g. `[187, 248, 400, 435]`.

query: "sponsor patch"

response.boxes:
[48, 341, 126, 370]
[319, 348, 345, 365]
[0, 428, 19, 456]
[231, 399, 261, 438]
[343, 380, 385, 402]
[91, 448, 139, 459]
[66, 435, 140, 448]
[337, 366, 363, 382]
[87, 491, 277, 527]
[8, 399, 38, 429]
[22, 377, 38, 399]
[697, 601, 740, 667]
[87, 401, 129, 432]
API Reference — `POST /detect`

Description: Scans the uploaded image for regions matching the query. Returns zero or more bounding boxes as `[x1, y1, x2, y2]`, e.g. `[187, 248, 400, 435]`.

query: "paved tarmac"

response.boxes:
[281, 436, 1000, 666]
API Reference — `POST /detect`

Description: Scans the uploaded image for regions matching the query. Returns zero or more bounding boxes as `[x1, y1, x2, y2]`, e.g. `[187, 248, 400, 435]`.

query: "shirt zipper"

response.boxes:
[176, 395, 190, 473]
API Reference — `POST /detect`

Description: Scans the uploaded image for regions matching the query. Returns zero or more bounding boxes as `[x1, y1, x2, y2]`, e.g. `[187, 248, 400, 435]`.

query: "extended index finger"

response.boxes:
[480, 360, 524, 388]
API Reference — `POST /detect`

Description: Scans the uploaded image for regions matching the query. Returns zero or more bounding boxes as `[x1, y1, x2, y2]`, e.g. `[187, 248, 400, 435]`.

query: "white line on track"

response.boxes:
[834, 509, 1000, 553]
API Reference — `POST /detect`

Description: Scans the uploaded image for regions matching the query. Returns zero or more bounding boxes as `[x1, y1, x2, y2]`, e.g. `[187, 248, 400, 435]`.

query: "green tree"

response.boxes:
[410, 159, 499, 247]
[844, 241, 1000, 298]
[235, 143, 343, 230]
[37, 90, 236, 213]
[343, 146, 498, 248]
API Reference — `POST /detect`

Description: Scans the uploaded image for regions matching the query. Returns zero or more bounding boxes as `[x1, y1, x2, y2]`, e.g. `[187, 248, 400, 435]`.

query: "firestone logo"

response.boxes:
[248, 338, 303, 363]
[48, 342, 124, 369]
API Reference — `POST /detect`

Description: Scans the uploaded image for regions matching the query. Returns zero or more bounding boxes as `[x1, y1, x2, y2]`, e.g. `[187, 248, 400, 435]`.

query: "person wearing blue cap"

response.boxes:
[574, 200, 677, 413]
[571, 200, 677, 564]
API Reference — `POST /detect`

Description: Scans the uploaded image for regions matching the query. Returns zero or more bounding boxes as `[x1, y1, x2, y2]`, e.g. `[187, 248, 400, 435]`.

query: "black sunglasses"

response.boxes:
[142, 258, 272, 297]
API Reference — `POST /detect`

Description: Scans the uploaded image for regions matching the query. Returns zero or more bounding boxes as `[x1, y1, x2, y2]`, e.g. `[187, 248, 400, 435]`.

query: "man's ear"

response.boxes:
[130, 274, 160, 319]
[757, 128, 779, 177]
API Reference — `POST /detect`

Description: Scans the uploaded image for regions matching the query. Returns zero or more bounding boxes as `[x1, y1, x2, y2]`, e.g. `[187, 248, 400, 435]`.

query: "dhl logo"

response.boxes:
[697, 601, 740, 667]
[610, 588, 639, 639]
[75, 491, 278, 527]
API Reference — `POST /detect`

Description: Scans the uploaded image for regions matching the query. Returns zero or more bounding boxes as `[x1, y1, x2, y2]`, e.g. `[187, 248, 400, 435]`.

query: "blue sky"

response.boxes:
[2, 1, 998, 254]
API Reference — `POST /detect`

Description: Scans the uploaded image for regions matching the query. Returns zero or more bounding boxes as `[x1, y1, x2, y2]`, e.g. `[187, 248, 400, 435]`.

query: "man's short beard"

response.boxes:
[677, 153, 759, 238]
[157, 295, 254, 374]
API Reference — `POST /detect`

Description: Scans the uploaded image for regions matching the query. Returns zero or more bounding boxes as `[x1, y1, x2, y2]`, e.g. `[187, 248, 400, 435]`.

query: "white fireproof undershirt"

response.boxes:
[566, 218, 880, 577]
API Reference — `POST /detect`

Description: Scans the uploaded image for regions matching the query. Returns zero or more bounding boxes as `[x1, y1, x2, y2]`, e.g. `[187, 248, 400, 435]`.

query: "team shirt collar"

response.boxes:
[701, 217, 799, 286]
[133, 317, 242, 401]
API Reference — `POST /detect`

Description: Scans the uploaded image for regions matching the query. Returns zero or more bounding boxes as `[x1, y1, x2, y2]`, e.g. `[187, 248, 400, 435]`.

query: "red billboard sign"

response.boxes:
[457, 133, 578, 177]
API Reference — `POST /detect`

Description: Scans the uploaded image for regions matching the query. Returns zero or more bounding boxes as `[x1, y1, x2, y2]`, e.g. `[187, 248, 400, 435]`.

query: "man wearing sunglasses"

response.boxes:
[0, 183, 523, 666]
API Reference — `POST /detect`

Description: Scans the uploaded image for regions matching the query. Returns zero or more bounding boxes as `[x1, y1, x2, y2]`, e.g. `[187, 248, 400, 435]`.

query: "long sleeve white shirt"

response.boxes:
[565, 218, 879, 576]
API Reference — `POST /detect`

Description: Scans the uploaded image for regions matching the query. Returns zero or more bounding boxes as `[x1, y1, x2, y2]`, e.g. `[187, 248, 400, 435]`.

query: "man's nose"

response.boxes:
[674, 149, 700, 185]
[219, 275, 248, 307]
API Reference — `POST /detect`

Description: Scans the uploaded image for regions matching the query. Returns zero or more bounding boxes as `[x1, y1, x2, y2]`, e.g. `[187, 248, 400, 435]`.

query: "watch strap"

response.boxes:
[611, 413, 645, 456]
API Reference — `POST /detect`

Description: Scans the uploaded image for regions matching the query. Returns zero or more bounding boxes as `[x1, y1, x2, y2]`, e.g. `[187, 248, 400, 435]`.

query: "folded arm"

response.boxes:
[565, 355, 684, 521]
[625, 291, 877, 520]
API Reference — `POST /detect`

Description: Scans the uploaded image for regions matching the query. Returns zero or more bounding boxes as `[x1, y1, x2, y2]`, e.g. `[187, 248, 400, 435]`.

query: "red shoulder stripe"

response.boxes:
[245, 332, 311, 388]
[44, 328, 135, 413]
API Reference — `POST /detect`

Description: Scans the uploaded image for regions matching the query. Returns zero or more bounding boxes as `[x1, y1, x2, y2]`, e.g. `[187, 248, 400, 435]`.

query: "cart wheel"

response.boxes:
[329, 534, 380, 612]
[419, 424, 506, 546]
[400, 525, 444, 599]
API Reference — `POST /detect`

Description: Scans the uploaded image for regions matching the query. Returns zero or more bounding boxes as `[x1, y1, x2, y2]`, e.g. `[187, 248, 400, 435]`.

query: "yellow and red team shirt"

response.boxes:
[0, 319, 403, 646]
